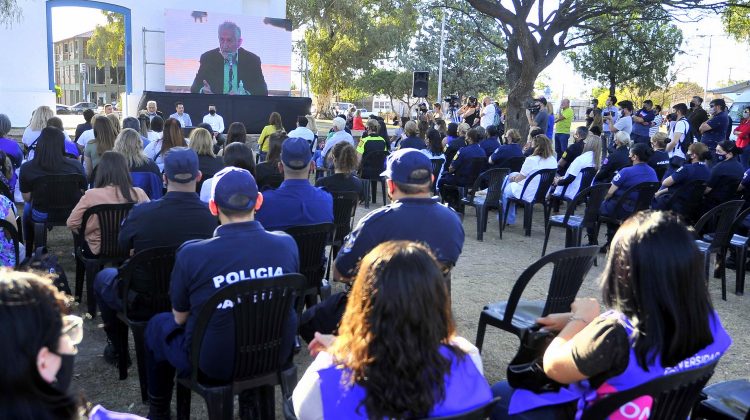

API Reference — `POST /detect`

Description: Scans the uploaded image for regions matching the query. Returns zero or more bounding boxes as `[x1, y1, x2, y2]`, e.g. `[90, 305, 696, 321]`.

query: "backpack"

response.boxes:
[677, 118, 693, 156]
[20, 247, 71, 295]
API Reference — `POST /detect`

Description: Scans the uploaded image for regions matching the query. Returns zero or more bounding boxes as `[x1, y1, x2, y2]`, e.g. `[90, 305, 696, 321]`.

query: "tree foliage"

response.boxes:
[86, 11, 124, 69]
[287, 0, 419, 113]
[0, 0, 21, 27]
[565, 11, 683, 97]
[723, 0, 750, 43]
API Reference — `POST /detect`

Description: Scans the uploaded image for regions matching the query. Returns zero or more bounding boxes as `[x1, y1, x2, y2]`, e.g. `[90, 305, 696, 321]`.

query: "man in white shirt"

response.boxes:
[169, 101, 192, 127]
[479, 96, 496, 128]
[201, 105, 225, 135]
[607, 100, 633, 136]
[287, 116, 317, 150]
[321, 117, 354, 160]
[666, 103, 690, 160]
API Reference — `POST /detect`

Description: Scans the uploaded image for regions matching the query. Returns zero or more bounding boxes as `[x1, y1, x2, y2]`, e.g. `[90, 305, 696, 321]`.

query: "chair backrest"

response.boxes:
[562, 183, 611, 226]
[360, 150, 388, 179]
[611, 181, 660, 217]
[80, 203, 134, 259]
[473, 168, 509, 206]
[503, 246, 599, 322]
[708, 175, 742, 203]
[188, 274, 306, 383]
[504, 156, 525, 173]
[519, 168, 556, 205]
[731, 205, 750, 235]
[655, 163, 668, 183]
[425, 397, 502, 420]
[31, 174, 87, 223]
[131, 172, 164, 200]
[693, 200, 744, 250]
[283, 223, 335, 290]
[119, 246, 178, 321]
[557, 166, 597, 200]
[665, 179, 706, 223]
[331, 191, 359, 243]
[580, 361, 718, 420]
[0, 219, 20, 268]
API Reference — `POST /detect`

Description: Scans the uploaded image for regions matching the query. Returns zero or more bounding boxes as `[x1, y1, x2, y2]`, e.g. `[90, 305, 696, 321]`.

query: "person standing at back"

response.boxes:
[630, 100, 656, 145]
[256, 137, 333, 230]
[554, 99, 574, 156]
[479, 97, 497, 129]
[700, 99, 730, 156]
[258, 112, 285, 161]
[687, 96, 709, 143]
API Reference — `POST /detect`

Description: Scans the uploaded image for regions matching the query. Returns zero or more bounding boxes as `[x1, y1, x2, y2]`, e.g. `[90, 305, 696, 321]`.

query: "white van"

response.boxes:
[723, 91, 750, 141]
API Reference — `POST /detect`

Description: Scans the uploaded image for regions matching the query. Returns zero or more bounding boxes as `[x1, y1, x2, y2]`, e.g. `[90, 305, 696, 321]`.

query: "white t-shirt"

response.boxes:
[668, 118, 689, 160]
[77, 128, 96, 146]
[288, 126, 317, 147]
[202, 113, 225, 133]
[553, 151, 595, 200]
[480, 103, 496, 128]
[199, 177, 213, 203]
[507, 155, 558, 202]
[613, 115, 633, 135]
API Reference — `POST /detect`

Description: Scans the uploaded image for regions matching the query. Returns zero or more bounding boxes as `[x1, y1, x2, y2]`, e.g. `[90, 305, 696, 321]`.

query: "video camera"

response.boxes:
[418, 102, 429, 115]
[525, 99, 541, 114]
[444, 94, 460, 109]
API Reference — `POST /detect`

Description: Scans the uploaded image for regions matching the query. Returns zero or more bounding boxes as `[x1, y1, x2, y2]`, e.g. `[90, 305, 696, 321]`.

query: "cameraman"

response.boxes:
[459, 96, 480, 127]
[526, 97, 549, 135]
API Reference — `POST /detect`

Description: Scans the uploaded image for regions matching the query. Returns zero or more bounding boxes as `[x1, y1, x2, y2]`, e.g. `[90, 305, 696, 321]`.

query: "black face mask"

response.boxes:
[52, 354, 75, 393]
[689, 102, 696, 108]
[209, 110, 216, 115]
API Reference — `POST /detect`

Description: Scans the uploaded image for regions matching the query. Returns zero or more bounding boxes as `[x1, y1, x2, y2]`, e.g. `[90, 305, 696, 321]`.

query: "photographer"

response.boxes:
[525, 97, 549, 135]
[459, 97, 480, 127]
[601, 96, 620, 157]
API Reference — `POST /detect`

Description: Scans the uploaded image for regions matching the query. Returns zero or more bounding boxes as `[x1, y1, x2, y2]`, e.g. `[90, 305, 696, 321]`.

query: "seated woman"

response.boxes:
[218, 121, 250, 157]
[84, 116, 118, 178]
[521, 127, 545, 158]
[255, 132, 287, 190]
[147, 115, 163, 144]
[490, 211, 732, 419]
[67, 151, 149, 255]
[19, 127, 87, 253]
[144, 118, 187, 171]
[594, 131, 632, 184]
[113, 128, 162, 199]
[653, 142, 711, 211]
[489, 129, 523, 167]
[316, 141, 363, 196]
[438, 127, 487, 210]
[188, 127, 224, 180]
[199, 142, 256, 202]
[501, 134, 557, 225]
[703, 140, 745, 214]
[352, 110, 365, 131]
[293, 241, 492, 419]
[551, 133, 601, 201]
[46, 117, 81, 158]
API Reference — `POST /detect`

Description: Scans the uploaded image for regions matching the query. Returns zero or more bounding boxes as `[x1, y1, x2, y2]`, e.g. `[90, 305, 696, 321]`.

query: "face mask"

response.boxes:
[717, 154, 727, 162]
[209, 110, 216, 115]
[52, 353, 75, 393]
[744, 112, 749, 118]
[689, 102, 696, 108]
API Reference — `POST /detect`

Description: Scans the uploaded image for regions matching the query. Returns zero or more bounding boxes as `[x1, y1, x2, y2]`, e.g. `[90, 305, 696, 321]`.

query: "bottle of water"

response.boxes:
[238, 80, 246, 95]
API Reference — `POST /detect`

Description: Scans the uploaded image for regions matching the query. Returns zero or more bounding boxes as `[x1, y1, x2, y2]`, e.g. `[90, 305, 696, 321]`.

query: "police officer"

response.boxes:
[596, 143, 657, 251]
[299, 148, 465, 342]
[144, 167, 300, 419]
[255, 137, 333, 230]
[444, 122, 470, 168]
[648, 132, 670, 180]
[479, 125, 501, 157]
[557, 126, 588, 175]
[594, 131, 632, 183]
[653, 142, 711, 211]
[703, 140, 745, 213]
[438, 126, 486, 210]
[93, 147, 216, 367]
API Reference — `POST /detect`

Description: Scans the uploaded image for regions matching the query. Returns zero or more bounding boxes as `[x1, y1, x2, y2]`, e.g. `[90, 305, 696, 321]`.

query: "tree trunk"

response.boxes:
[505, 60, 538, 141]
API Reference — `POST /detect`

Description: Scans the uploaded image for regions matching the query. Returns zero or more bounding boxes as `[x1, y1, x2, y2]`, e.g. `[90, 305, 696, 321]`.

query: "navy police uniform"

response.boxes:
[704, 156, 744, 211]
[557, 140, 584, 175]
[255, 179, 333, 230]
[438, 143, 486, 208]
[489, 143, 523, 166]
[653, 162, 709, 210]
[647, 149, 670, 180]
[399, 136, 426, 150]
[479, 137, 501, 157]
[600, 163, 658, 219]
[594, 145, 631, 183]
[444, 136, 467, 168]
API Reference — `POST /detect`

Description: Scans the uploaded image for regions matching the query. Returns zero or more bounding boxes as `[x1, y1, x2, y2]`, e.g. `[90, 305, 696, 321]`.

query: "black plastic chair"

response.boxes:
[461, 168, 509, 240]
[694, 200, 744, 300]
[504, 168, 556, 237]
[175, 274, 306, 420]
[326, 192, 359, 279]
[29, 174, 86, 255]
[663, 179, 707, 225]
[580, 361, 718, 420]
[728, 207, 750, 297]
[431, 158, 446, 194]
[283, 223, 335, 309]
[542, 183, 610, 256]
[442, 158, 488, 213]
[549, 167, 597, 217]
[594, 182, 660, 241]
[425, 397, 503, 420]
[115, 246, 177, 402]
[475, 246, 598, 352]
[0, 219, 20, 268]
[499, 156, 525, 173]
[360, 150, 388, 207]
[73, 203, 134, 316]
[693, 378, 750, 420]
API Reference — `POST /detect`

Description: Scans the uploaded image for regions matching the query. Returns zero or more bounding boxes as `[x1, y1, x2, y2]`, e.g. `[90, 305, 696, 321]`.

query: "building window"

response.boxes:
[95, 66, 105, 84]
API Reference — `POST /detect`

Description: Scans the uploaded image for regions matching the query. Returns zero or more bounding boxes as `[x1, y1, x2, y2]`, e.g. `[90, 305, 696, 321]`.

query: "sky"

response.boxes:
[51, 7, 108, 42]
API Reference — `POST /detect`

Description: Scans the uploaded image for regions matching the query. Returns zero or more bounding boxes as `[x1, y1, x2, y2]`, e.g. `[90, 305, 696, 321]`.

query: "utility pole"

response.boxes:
[437, 11, 446, 104]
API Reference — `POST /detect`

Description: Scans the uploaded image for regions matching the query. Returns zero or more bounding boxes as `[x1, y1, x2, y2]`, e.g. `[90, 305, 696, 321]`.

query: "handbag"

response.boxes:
[20, 246, 71, 295]
[506, 324, 562, 393]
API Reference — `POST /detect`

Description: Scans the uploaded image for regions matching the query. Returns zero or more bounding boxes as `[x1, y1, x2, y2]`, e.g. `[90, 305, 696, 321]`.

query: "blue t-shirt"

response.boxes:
[335, 197, 464, 277]
[450, 143, 486, 185]
[671, 162, 710, 187]
[479, 137, 500, 157]
[632, 108, 656, 137]
[170, 221, 299, 381]
[702, 111, 730, 149]
[610, 163, 658, 204]
[399, 136, 426, 150]
[255, 179, 333, 230]
[490, 144, 523, 165]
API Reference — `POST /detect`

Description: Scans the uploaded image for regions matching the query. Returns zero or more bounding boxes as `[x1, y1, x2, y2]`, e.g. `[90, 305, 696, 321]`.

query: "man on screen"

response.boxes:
[190, 21, 269, 96]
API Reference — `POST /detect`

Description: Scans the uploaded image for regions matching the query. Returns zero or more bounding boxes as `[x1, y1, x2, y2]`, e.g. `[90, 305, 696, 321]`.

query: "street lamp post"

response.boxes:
[437, 11, 446, 105]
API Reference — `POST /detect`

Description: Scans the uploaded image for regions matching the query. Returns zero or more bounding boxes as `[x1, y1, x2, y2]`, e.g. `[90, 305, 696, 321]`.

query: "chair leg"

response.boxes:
[132, 326, 150, 403]
[475, 313, 487, 353]
[380, 178, 387, 206]
[498, 205, 504, 240]
[85, 261, 99, 317]
[476, 205, 485, 241]
[176, 383, 192, 420]
[33, 222, 47, 250]
[116, 318, 129, 380]
[74, 256, 85, 303]
[542, 222, 551, 256]
[524, 203, 533, 236]
[205, 386, 234, 420]
[720, 250, 727, 301]
[737, 245, 746, 296]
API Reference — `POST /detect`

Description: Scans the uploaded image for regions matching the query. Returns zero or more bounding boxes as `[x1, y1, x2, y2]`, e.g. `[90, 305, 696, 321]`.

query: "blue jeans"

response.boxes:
[94, 268, 121, 328]
[490, 381, 571, 419]
[501, 176, 516, 224]
[554, 133, 570, 157]
[22, 203, 48, 254]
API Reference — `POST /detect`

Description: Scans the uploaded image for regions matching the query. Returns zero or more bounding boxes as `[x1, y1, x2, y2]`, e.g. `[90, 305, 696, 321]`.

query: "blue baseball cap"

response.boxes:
[281, 137, 312, 170]
[163, 147, 199, 183]
[380, 148, 433, 184]
[210, 167, 259, 211]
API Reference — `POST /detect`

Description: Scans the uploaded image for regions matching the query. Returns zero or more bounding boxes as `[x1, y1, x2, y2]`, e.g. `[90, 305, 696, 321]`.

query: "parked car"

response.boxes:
[56, 104, 71, 115]
[357, 108, 374, 118]
[69, 102, 98, 115]
[727, 91, 750, 141]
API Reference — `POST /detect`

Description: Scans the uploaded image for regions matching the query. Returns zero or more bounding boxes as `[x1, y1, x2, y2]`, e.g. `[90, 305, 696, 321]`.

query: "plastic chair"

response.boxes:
[0, 218, 20, 268]
[580, 361, 718, 420]
[461, 168, 509, 240]
[425, 397, 503, 420]
[360, 150, 388, 207]
[542, 183, 610, 256]
[326, 192, 358, 279]
[594, 181, 660, 241]
[115, 246, 177, 402]
[662, 179, 707, 225]
[29, 174, 86, 254]
[73, 203, 134, 316]
[504, 168, 556, 237]
[443, 158, 491, 213]
[694, 200, 744, 300]
[475, 246, 598, 352]
[548, 167, 597, 217]
[693, 378, 750, 420]
[728, 207, 750, 297]
[282, 223, 335, 309]
[175, 274, 306, 420]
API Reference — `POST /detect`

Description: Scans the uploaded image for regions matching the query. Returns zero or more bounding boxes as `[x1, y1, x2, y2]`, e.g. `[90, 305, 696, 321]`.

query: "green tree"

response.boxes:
[0, 0, 22, 27]
[565, 12, 683, 97]
[723, 0, 750, 43]
[287, 0, 418, 115]
[86, 11, 124, 69]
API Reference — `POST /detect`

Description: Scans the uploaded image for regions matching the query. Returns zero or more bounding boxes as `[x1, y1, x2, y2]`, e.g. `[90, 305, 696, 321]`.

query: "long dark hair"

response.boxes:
[0, 270, 78, 419]
[223, 142, 256, 176]
[160, 118, 186, 155]
[601, 211, 715, 369]
[226, 122, 247, 145]
[34, 127, 67, 171]
[426, 128, 444, 155]
[94, 151, 136, 202]
[266, 131, 287, 163]
[331, 241, 461, 418]
[93, 116, 117, 156]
